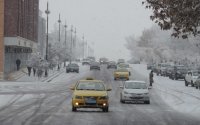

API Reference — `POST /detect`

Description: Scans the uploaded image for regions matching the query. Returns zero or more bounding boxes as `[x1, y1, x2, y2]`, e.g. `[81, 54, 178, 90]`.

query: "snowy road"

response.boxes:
[0, 65, 200, 125]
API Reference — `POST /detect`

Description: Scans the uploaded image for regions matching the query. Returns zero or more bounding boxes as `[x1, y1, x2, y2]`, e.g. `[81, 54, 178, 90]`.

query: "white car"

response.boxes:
[185, 71, 200, 87]
[120, 81, 150, 104]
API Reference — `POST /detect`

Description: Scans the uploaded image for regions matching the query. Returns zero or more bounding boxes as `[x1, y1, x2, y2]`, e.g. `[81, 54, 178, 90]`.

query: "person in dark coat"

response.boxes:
[27, 66, 32, 76]
[16, 59, 21, 71]
[33, 68, 36, 76]
[149, 70, 154, 86]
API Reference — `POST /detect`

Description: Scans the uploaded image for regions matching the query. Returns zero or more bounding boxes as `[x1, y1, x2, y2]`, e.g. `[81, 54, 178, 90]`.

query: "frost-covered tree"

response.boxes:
[143, 0, 200, 38]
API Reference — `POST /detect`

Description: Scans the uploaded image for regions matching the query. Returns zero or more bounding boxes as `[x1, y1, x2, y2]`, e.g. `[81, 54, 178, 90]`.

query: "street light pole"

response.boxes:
[45, 2, 50, 77]
[70, 25, 73, 64]
[64, 21, 67, 67]
[57, 14, 61, 70]
[82, 35, 84, 58]
[74, 27, 76, 59]
[58, 14, 61, 43]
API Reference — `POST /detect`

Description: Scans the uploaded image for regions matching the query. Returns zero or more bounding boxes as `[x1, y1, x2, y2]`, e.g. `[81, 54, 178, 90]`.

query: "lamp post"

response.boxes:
[45, 2, 50, 77]
[73, 27, 76, 59]
[58, 14, 61, 43]
[82, 35, 85, 58]
[64, 21, 67, 67]
[57, 14, 61, 70]
[70, 25, 73, 64]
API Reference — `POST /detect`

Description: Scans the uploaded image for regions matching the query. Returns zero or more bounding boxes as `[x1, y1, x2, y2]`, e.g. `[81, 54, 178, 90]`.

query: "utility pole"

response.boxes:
[57, 14, 61, 70]
[70, 25, 73, 64]
[82, 34, 85, 59]
[74, 27, 76, 59]
[45, 2, 50, 77]
[58, 14, 61, 43]
[64, 21, 67, 67]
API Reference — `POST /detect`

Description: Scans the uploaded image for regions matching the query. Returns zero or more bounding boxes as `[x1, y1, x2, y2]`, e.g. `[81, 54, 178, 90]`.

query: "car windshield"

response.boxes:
[118, 64, 129, 68]
[125, 82, 147, 89]
[116, 69, 128, 72]
[68, 64, 78, 67]
[76, 82, 105, 91]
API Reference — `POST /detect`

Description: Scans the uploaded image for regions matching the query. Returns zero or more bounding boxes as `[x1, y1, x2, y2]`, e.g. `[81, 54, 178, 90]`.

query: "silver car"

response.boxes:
[120, 81, 150, 104]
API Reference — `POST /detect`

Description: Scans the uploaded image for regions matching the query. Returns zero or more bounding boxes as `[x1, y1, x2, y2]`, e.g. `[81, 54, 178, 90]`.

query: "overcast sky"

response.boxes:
[39, 0, 154, 61]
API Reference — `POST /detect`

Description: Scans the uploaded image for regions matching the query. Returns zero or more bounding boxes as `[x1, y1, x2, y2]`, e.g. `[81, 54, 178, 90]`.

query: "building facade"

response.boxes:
[0, 0, 39, 79]
[38, 11, 46, 59]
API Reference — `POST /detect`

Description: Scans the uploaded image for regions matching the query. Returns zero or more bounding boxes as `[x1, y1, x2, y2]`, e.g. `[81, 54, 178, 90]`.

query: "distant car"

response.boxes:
[120, 81, 150, 104]
[107, 61, 117, 69]
[66, 63, 79, 73]
[114, 68, 129, 80]
[117, 59, 125, 65]
[90, 62, 100, 70]
[117, 63, 131, 76]
[70, 78, 111, 112]
[169, 65, 187, 80]
[99, 57, 109, 65]
[82, 59, 91, 65]
[185, 70, 200, 87]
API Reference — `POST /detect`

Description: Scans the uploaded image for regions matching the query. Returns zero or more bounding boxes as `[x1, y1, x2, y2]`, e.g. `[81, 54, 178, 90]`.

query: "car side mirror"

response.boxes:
[107, 88, 112, 91]
[70, 86, 75, 90]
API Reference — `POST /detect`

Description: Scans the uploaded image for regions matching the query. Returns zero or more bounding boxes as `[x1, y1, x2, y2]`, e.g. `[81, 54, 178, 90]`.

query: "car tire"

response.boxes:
[102, 107, 109, 112]
[77, 71, 79, 73]
[144, 100, 150, 104]
[114, 78, 117, 80]
[72, 106, 77, 112]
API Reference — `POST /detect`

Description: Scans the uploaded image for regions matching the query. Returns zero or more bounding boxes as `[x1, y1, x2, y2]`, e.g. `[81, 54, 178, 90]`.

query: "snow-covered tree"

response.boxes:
[143, 0, 200, 38]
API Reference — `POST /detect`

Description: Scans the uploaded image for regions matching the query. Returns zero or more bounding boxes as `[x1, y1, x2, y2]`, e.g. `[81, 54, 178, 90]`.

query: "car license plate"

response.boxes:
[85, 98, 96, 104]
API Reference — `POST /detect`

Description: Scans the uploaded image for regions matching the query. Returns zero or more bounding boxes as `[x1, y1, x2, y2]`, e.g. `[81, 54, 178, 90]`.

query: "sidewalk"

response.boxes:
[6, 66, 65, 82]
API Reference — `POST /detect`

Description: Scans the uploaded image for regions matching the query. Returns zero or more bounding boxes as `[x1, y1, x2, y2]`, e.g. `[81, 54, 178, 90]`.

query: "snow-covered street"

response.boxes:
[0, 64, 200, 125]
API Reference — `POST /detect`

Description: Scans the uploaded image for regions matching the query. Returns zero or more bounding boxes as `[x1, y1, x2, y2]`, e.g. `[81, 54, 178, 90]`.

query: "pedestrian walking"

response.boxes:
[16, 59, 21, 71]
[27, 66, 32, 76]
[149, 70, 154, 86]
[33, 68, 36, 76]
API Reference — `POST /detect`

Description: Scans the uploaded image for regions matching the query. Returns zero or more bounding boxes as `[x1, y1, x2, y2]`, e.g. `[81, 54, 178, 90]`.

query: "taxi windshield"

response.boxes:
[76, 82, 105, 91]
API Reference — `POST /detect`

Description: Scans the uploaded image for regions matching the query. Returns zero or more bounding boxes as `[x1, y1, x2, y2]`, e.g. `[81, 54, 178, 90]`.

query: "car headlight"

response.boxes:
[74, 95, 82, 99]
[99, 96, 108, 100]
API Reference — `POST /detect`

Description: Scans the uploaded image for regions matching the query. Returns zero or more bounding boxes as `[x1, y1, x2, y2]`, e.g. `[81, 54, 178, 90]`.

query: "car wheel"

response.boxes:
[72, 106, 77, 112]
[102, 107, 109, 112]
[191, 81, 194, 87]
[120, 94, 125, 103]
[77, 71, 79, 73]
[114, 78, 117, 80]
[144, 100, 150, 104]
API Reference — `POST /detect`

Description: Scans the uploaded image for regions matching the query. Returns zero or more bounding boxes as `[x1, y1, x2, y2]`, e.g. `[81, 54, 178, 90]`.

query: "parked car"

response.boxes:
[107, 61, 117, 69]
[90, 62, 100, 70]
[155, 63, 171, 76]
[66, 63, 79, 73]
[120, 80, 150, 104]
[169, 65, 188, 80]
[185, 70, 200, 87]
[194, 76, 200, 89]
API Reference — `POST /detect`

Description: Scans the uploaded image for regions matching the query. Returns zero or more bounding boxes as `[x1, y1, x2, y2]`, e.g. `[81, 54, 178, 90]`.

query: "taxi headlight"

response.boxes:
[75, 95, 82, 99]
[99, 96, 108, 100]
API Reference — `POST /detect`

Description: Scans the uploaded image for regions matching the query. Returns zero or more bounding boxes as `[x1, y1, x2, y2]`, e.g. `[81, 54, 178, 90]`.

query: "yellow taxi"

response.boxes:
[70, 78, 111, 112]
[114, 68, 129, 80]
